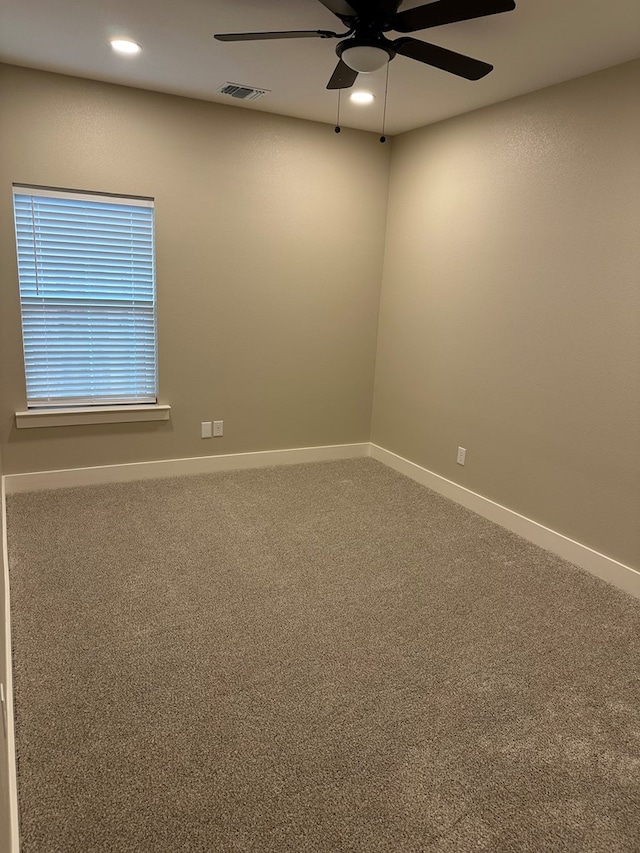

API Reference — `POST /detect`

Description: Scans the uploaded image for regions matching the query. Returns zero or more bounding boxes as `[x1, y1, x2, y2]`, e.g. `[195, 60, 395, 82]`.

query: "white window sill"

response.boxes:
[15, 404, 171, 429]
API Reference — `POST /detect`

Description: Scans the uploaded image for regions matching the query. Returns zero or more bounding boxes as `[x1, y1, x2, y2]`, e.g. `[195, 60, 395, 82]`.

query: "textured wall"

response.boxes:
[372, 60, 640, 569]
[1, 60, 639, 571]
[0, 65, 390, 474]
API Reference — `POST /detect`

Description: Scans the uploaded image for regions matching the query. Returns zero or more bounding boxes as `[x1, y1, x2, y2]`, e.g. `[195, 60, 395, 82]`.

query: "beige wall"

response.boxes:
[0, 65, 390, 474]
[1, 61, 638, 571]
[372, 60, 640, 570]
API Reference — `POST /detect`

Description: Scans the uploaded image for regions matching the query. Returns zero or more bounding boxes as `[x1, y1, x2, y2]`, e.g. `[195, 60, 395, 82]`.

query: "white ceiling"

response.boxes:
[1, 0, 639, 136]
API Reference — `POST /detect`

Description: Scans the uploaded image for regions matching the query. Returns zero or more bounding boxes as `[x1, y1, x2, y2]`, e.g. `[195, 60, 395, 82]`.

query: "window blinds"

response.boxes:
[13, 186, 157, 408]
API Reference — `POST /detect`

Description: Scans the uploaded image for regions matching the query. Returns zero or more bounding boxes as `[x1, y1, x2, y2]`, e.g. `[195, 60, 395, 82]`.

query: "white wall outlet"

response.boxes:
[213, 420, 224, 437]
[456, 446, 467, 465]
[201, 421, 212, 439]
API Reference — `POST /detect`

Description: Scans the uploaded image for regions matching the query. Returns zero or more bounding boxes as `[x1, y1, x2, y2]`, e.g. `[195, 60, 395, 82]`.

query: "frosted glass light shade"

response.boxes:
[341, 45, 389, 73]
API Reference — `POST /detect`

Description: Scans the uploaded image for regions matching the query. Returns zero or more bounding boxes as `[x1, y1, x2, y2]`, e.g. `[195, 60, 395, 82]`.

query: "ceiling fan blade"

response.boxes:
[214, 30, 339, 42]
[394, 37, 492, 80]
[315, 0, 361, 17]
[326, 59, 359, 89]
[393, 0, 516, 33]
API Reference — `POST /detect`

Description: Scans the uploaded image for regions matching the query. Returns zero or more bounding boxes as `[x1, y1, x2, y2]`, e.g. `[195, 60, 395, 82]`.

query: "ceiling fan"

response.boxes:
[214, 0, 516, 89]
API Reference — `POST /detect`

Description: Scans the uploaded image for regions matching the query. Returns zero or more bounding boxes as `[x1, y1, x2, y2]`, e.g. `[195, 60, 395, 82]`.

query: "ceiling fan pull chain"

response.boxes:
[335, 89, 342, 133]
[380, 61, 390, 143]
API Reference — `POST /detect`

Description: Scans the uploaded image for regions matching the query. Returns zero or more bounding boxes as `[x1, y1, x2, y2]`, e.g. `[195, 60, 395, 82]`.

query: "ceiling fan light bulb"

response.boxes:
[341, 45, 389, 73]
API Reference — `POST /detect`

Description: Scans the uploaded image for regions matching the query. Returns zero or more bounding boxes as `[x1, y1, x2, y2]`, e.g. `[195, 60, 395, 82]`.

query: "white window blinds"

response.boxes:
[13, 186, 157, 408]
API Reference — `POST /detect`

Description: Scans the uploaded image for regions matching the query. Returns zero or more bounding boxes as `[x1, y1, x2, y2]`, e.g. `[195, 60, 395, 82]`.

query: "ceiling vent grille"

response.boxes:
[217, 83, 270, 101]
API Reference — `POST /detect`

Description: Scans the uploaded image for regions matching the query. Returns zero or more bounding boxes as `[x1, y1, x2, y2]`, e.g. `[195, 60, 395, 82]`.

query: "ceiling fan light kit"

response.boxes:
[339, 43, 394, 73]
[214, 0, 517, 128]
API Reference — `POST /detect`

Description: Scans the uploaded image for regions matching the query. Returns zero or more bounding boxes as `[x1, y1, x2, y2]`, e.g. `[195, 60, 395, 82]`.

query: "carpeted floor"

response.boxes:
[6, 457, 640, 852]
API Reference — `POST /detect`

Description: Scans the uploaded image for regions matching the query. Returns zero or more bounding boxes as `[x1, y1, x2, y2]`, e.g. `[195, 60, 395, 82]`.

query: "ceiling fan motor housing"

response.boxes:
[334, 0, 403, 31]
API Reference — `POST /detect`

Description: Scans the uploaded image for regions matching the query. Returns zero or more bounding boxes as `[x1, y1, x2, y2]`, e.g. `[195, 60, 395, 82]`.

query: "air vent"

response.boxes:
[217, 83, 270, 101]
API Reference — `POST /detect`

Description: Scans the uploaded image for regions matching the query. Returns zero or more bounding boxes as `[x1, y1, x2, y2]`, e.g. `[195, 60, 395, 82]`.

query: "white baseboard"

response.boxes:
[369, 443, 640, 601]
[1, 477, 20, 853]
[3, 440, 638, 602]
[3, 442, 370, 494]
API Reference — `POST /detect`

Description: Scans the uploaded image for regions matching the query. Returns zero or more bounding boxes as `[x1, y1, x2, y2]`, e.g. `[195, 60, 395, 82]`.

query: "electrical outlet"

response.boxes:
[456, 446, 466, 465]
[201, 421, 212, 439]
[213, 420, 224, 437]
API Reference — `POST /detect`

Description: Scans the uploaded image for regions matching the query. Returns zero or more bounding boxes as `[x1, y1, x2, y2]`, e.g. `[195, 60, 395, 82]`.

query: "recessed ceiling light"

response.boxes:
[110, 39, 142, 55]
[350, 91, 375, 105]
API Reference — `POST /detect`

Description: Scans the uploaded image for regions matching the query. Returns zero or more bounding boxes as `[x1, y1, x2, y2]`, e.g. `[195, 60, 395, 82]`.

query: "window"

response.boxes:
[13, 185, 157, 409]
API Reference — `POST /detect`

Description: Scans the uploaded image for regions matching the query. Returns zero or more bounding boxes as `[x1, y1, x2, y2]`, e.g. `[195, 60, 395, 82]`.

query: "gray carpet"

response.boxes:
[6, 458, 640, 852]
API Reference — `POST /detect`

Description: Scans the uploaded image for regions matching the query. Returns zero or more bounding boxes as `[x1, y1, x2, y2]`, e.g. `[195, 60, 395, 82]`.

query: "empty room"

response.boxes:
[1, 0, 639, 850]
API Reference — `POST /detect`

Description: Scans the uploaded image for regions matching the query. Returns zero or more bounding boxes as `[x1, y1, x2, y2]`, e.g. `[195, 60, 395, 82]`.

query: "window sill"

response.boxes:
[15, 404, 171, 429]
